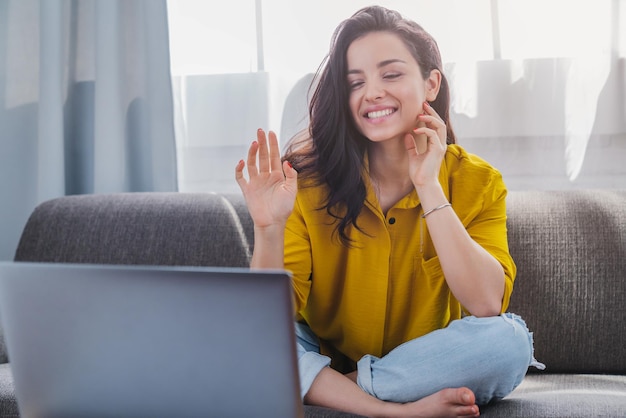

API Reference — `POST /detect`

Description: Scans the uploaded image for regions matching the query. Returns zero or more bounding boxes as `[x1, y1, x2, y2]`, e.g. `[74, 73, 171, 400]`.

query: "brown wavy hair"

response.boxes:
[284, 6, 455, 246]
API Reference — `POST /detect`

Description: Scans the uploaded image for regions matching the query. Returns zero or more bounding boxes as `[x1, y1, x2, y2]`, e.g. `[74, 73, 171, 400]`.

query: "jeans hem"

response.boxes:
[356, 354, 379, 397]
[299, 351, 331, 399]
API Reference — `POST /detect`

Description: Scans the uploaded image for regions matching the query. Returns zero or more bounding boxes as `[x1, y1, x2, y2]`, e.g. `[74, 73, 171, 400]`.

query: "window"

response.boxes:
[167, 0, 626, 191]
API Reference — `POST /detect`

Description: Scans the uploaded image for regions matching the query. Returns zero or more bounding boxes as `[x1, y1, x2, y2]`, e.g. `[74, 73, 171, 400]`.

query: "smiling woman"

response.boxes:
[234, 6, 546, 416]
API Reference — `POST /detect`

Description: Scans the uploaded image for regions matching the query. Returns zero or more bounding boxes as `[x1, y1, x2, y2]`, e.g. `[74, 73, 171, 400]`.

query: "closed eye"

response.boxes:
[384, 73, 402, 80]
[349, 80, 364, 90]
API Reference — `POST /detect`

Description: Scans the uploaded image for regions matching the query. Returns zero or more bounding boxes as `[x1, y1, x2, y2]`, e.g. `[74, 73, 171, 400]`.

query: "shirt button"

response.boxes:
[388, 217, 396, 225]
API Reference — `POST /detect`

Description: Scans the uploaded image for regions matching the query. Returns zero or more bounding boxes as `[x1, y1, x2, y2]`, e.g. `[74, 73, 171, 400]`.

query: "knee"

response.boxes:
[497, 313, 545, 372]
[460, 314, 535, 374]
[497, 313, 535, 362]
[456, 314, 538, 403]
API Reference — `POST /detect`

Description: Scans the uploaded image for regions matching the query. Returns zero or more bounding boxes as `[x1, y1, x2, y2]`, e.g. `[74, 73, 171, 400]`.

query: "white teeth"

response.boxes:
[367, 108, 394, 119]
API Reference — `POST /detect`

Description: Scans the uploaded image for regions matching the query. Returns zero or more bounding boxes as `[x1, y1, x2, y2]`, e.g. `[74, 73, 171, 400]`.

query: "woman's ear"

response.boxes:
[425, 69, 442, 102]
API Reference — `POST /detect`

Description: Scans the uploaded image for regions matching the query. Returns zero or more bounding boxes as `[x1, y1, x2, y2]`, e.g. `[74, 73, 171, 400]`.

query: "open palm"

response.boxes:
[235, 129, 298, 228]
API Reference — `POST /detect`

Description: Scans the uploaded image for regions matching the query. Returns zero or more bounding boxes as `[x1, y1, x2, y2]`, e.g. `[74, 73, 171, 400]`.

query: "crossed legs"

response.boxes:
[297, 314, 543, 417]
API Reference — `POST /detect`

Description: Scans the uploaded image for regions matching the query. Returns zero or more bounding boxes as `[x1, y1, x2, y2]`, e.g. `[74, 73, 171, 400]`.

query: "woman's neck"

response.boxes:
[367, 139, 414, 213]
[368, 138, 409, 180]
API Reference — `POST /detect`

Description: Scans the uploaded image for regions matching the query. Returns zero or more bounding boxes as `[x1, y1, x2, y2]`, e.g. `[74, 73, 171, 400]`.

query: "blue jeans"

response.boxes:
[296, 313, 544, 405]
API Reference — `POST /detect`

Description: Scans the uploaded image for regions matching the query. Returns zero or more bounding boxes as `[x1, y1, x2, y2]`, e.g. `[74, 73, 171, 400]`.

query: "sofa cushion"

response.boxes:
[506, 190, 626, 373]
[0, 364, 19, 417]
[304, 406, 366, 417]
[481, 374, 626, 417]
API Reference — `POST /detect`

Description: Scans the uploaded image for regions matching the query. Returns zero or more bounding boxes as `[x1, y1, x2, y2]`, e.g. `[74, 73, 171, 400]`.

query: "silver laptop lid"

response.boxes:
[0, 262, 303, 418]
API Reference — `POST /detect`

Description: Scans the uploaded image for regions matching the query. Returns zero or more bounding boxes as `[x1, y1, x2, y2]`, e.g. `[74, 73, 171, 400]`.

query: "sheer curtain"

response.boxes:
[0, 0, 177, 260]
[168, 0, 626, 194]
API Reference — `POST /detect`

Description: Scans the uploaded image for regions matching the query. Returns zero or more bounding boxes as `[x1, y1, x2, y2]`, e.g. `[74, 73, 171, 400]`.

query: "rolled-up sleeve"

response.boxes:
[461, 170, 516, 313]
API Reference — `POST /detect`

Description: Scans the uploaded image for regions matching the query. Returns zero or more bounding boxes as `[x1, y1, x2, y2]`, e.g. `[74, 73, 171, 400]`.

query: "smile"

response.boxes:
[366, 108, 396, 119]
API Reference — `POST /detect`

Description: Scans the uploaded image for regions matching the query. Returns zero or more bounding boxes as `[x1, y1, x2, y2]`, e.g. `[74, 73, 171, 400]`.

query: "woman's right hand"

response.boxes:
[235, 129, 298, 229]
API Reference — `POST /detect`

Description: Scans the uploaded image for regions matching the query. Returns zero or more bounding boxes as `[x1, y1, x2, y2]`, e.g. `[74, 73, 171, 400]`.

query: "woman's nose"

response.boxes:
[364, 81, 384, 101]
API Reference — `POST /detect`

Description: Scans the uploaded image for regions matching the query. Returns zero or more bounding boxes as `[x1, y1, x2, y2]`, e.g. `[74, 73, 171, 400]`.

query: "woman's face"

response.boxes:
[346, 31, 437, 144]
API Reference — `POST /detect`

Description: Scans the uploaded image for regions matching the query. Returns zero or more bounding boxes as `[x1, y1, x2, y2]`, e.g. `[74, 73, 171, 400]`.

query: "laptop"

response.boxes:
[0, 262, 303, 418]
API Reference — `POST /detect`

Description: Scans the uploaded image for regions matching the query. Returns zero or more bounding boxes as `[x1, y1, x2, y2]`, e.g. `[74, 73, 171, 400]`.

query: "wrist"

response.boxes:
[414, 182, 444, 201]
[422, 202, 452, 218]
[254, 223, 287, 237]
[251, 224, 286, 269]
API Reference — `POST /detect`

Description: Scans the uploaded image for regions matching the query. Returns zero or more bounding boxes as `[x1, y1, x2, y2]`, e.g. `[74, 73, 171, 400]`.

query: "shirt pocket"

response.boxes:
[418, 254, 464, 318]
[417, 255, 446, 292]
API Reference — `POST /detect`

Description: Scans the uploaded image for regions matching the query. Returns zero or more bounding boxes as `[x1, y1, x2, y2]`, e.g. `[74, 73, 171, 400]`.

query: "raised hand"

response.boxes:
[404, 101, 448, 190]
[235, 129, 298, 229]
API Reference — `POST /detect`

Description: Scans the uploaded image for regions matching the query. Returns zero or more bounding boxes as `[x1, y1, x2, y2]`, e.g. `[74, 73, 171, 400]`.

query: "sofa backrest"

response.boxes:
[506, 189, 626, 374]
[14, 192, 254, 267]
[8, 189, 626, 375]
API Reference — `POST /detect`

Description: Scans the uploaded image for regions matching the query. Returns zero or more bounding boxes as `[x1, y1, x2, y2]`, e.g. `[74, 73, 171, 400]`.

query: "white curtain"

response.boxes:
[168, 0, 626, 193]
[0, 0, 177, 260]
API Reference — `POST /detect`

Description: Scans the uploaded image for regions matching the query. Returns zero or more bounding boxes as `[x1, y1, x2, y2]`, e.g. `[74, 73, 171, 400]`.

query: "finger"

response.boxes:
[404, 133, 419, 157]
[414, 127, 445, 151]
[418, 114, 447, 147]
[421, 103, 447, 146]
[423, 101, 443, 122]
[268, 131, 282, 172]
[257, 128, 270, 173]
[246, 140, 260, 177]
[418, 113, 445, 128]
[283, 160, 298, 190]
[412, 120, 428, 154]
[235, 159, 248, 187]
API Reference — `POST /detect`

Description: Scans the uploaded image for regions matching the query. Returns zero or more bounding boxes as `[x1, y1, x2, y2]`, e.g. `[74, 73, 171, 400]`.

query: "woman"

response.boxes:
[235, 6, 542, 418]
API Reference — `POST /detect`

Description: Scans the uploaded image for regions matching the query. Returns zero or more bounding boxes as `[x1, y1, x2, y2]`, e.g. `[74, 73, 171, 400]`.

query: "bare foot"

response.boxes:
[384, 387, 479, 418]
[307, 368, 477, 418]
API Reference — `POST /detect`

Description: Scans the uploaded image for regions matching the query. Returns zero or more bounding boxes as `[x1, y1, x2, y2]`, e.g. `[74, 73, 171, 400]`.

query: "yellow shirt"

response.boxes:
[284, 144, 516, 369]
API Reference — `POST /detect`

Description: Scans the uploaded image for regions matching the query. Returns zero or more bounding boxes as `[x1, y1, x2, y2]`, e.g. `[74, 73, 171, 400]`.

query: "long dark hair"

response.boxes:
[284, 6, 455, 246]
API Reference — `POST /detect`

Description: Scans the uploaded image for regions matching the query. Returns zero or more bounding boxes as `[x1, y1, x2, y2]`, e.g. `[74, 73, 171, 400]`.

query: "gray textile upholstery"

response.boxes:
[0, 366, 18, 418]
[14, 193, 254, 267]
[0, 189, 624, 417]
[506, 190, 626, 374]
[481, 374, 626, 417]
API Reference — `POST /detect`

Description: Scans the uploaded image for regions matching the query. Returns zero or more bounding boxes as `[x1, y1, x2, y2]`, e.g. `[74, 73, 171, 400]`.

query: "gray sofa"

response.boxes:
[0, 189, 625, 417]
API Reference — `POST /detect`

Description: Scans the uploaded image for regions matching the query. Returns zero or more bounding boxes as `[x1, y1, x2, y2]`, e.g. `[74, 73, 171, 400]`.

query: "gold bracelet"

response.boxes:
[422, 202, 451, 218]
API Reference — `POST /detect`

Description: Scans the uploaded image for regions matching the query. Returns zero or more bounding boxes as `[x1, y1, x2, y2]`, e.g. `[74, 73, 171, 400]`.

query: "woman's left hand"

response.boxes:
[404, 101, 447, 190]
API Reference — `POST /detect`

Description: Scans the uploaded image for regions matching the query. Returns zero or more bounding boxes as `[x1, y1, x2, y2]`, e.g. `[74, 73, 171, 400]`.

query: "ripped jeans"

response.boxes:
[296, 313, 545, 405]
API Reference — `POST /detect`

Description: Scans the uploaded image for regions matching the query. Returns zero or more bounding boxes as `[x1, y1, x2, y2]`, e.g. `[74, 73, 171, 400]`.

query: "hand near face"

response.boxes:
[404, 102, 447, 189]
[235, 129, 298, 228]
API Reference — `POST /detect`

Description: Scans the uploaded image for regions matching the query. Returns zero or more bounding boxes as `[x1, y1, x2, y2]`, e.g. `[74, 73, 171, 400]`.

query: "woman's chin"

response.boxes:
[365, 133, 407, 144]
